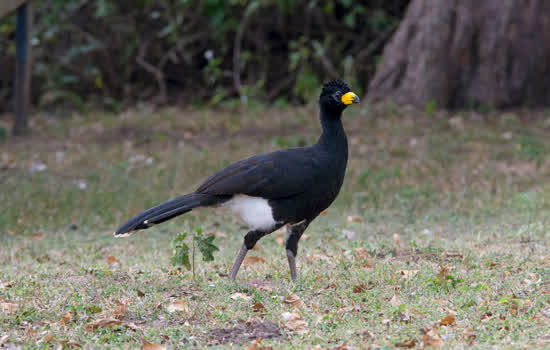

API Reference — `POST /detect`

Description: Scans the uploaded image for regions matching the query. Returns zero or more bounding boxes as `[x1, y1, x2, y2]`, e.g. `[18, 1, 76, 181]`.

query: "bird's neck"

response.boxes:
[317, 107, 347, 151]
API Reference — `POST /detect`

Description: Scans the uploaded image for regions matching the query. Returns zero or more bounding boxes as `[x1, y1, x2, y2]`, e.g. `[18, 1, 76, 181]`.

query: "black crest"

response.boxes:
[321, 79, 351, 96]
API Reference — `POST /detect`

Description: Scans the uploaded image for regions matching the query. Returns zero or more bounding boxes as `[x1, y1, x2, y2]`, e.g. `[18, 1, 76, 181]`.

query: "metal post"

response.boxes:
[13, 2, 31, 136]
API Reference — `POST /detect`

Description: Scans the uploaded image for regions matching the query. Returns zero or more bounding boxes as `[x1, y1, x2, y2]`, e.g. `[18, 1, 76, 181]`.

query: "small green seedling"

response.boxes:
[171, 227, 219, 278]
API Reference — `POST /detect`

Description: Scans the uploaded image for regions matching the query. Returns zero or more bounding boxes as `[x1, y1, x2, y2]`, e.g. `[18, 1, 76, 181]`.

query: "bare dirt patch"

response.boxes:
[208, 321, 281, 345]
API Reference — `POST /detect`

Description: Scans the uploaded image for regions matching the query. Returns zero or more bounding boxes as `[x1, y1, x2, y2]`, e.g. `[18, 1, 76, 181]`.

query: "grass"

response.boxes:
[1, 105, 550, 349]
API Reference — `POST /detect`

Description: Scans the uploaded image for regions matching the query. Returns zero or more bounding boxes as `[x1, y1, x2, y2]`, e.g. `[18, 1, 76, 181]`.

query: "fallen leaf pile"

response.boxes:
[141, 338, 167, 350]
[1, 301, 19, 315]
[85, 318, 122, 331]
[106, 255, 120, 266]
[166, 300, 188, 313]
[284, 310, 308, 334]
[353, 247, 370, 260]
[284, 293, 305, 308]
[422, 326, 443, 348]
[252, 302, 265, 313]
[245, 338, 273, 350]
[243, 256, 266, 267]
[230, 293, 252, 301]
[439, 314, 456, 326]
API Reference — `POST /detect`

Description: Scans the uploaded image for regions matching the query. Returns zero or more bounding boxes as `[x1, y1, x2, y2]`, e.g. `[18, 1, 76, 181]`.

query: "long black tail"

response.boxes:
[114, 192, 230, 236]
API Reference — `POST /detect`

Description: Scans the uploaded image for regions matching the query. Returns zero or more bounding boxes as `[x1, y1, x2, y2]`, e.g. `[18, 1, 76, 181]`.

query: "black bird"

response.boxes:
[114, 80, 360, 281]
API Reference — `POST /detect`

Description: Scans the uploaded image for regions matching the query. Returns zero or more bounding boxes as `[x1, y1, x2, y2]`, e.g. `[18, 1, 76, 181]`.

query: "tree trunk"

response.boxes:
[367, 0, 550, 109]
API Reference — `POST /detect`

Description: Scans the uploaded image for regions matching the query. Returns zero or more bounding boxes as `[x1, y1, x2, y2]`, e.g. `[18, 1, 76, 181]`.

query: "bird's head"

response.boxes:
[319, 79, 360, 114]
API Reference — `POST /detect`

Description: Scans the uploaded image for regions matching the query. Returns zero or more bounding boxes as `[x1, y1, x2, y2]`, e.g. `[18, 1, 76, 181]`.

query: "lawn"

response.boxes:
[1, 105, 549, 349]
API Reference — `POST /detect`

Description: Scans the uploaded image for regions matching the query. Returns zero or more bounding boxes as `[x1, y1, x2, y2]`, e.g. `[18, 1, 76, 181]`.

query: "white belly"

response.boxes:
[224, 194, 277, 231]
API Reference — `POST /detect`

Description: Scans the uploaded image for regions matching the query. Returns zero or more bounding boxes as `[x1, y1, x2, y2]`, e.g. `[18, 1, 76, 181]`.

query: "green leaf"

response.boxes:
[194, 231, 219, 262]
[171, 233, 190, 269]
[173, 232, 188, 244]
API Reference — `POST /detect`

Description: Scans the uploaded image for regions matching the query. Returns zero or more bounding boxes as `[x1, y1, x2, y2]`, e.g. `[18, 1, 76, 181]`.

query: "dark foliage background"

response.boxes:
[0, 0, 409, 111]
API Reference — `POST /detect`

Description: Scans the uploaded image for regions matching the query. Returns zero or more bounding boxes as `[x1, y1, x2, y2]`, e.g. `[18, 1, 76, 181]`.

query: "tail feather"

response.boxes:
[114, 192, 230, 236]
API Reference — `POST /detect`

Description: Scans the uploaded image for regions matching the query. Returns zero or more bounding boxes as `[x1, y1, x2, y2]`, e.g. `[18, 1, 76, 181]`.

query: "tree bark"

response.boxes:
[367, 0, 550, 108]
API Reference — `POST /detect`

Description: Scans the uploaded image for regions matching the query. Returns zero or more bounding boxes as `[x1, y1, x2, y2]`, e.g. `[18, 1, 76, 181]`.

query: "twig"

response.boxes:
[267, 73, 296, 100]
[136, 41, 167, 104]
[355, 27, 397, 64]
[312, 40, 339, 79]
[69, 24, 118, 95]
[192, 234, 196, 279]
[159, 31, 206, 69]
[233, 5, 257, 96]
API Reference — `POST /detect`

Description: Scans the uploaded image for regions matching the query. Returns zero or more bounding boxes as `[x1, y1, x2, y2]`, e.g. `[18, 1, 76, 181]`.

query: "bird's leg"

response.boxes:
[229, 243, 248, 280]
[285, 219, 309, 282]
[229, 229, 269, 280]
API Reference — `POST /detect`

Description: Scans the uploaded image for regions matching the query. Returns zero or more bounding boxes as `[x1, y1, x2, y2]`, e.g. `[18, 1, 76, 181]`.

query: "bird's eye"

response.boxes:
[332, 92, 342, 102]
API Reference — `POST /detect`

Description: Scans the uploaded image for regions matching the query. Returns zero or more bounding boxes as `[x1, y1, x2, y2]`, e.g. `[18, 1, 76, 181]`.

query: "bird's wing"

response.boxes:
[196, 148, 319, 199]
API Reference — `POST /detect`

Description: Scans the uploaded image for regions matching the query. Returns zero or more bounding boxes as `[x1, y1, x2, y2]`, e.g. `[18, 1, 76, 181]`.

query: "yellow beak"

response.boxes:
[341, 92, 360, 105]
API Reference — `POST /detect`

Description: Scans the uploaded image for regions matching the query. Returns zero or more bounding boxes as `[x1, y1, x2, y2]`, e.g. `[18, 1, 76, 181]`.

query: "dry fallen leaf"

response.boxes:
[31, 232, 45, 240]
[463, 327, 476, 345]
[338, 305, 362, 314]
[166, 300, 188, 313]
[284, 293, 305, 308]
[275, 230, 285, 246]
[141, 338, 167, 350]
[38, 334, 54, 344]
[524, 272, 541, 285]
[114, 299, 130, 319]
[392, 233, 403, 247]
[1, 301, 19, 315]
[320, 209, 329, 216]
[249, 280, 275, 292]
[362, 261, 375, 270]
[439, 314, 456, 326]
[252, 302, 265, 313]
[332, 342, 351, 350]
[59, 312, 73, 325]
[390, 294, 402, 307]
[58, 340, 81, 349]
[445, 308, 457, 316]
[307, 254, 330, 261]
[399, 270, 419, 280]
[208, 231, 227, 239]
[342, 229, 356, 240]
[423, 326, 443, 348]
[246, 338, 273, 350]
[395, 339, 416, 348]
[441, 251, 463, 260]
[354, 247, 370, 260]
[285, 310, 308, 334]
[0, 335, 9, 347]
[346, 215, 361, 223]
[243, 256, 266, 267]
[230, 293, 252, 301]
[85, 318, 122, 331]
[436, 266, 450, 281]
[106, 255, 120, 265]
[0, 280, 13, 290]
[353, 284, 366, 293]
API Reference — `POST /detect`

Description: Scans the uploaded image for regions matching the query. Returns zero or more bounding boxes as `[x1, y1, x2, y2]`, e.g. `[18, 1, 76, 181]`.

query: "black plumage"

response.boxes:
[115, 79, 360, 281]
